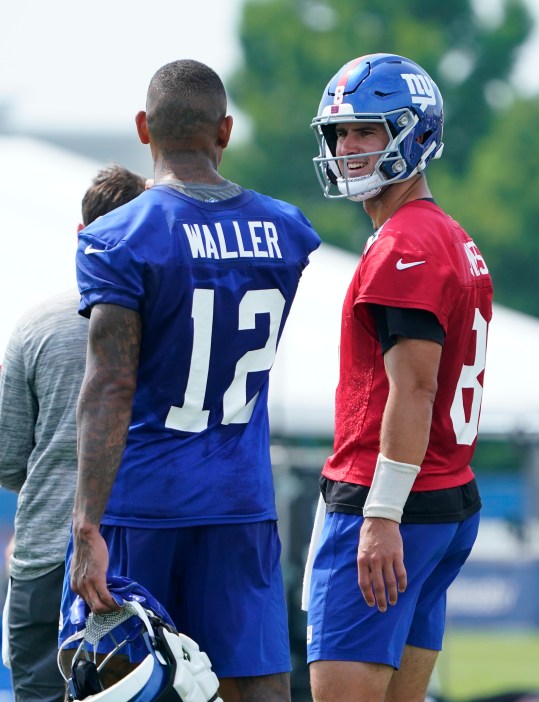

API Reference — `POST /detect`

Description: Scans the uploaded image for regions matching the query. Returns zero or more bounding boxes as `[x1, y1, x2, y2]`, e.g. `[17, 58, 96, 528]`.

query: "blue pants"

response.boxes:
[307, 511, 480, 669]
[60, 521, 291, 678]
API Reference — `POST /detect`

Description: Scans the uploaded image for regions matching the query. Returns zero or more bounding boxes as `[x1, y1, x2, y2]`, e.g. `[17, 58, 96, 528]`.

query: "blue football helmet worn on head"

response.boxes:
[311, 53, 444, 202]
[58, 577, 222, 702]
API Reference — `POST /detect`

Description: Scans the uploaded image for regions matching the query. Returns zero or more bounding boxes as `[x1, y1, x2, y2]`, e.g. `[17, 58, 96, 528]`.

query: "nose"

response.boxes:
[340, 132, 361, 155]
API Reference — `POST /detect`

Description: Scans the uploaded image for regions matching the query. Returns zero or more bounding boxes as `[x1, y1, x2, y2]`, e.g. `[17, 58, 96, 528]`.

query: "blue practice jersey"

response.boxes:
[76, 185, 321, 527]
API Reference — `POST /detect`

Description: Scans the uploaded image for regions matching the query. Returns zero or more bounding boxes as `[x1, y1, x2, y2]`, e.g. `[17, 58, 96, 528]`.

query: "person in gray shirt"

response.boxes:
[0, 164, 146, 702]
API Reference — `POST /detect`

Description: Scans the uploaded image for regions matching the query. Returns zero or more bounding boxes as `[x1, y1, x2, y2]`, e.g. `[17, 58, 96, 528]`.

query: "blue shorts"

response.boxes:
[60, 521, 291, 678]
[306, 510, 480, 669]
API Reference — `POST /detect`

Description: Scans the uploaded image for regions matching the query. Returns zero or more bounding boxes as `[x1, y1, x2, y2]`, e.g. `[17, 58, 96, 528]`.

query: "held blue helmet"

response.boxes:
[311, 53, 444, 202]
[58, 577, 222, 702]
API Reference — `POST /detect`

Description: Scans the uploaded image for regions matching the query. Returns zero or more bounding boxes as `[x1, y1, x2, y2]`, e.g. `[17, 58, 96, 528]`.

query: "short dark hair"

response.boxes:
[146, 60, 227, 145]
[81, 164, 146, 226]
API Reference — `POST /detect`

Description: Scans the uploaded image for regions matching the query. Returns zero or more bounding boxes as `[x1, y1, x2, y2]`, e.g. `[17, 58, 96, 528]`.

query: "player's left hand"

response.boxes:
[357, 517, 407, 612]
[70, 525, 120, 614]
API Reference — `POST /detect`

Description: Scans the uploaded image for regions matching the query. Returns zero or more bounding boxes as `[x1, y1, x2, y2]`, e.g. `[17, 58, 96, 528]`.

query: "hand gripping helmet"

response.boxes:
[58, 577, 222, 702]
[311, 53, 444, 202]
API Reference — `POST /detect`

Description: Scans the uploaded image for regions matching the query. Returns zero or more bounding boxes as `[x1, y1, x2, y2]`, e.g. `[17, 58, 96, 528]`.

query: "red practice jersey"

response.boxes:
[323, 200, 493, 491]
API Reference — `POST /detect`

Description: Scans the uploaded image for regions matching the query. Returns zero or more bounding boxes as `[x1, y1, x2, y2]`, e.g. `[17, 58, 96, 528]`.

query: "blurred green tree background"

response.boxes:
[221, 0, 539, 316]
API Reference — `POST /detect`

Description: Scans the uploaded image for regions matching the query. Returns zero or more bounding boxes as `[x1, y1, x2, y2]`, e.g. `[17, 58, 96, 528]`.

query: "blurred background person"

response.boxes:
[0, 164, 146, 702]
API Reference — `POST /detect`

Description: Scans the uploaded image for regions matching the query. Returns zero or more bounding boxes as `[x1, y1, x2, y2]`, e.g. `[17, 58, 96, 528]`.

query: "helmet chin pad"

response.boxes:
[336, 172, 384, 202]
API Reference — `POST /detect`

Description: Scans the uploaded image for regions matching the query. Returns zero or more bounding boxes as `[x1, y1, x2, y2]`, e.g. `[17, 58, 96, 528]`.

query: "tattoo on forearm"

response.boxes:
[75, 304, 142, 526]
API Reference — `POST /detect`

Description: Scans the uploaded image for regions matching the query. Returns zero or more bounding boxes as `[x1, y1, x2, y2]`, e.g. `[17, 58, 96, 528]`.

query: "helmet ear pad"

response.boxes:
[320, 124, 337, 156]
[157, 627, 222, 702]
[324, 157, 339, 185]
[320, 124, 339, 185]
[69, 659, 104, 700]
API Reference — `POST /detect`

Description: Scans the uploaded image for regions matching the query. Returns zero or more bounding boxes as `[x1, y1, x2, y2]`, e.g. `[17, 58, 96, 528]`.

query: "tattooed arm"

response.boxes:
[70, 303, 141, 613]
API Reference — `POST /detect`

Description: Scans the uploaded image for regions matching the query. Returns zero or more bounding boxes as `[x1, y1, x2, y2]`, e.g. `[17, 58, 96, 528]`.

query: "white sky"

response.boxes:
[1, 0, 539, 135]
[0, 0, 245, 132]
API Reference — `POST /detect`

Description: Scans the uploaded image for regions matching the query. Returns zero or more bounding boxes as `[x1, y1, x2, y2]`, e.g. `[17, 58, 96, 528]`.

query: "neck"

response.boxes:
[364, 174, 432, 229]
[153, 153, 224, 186]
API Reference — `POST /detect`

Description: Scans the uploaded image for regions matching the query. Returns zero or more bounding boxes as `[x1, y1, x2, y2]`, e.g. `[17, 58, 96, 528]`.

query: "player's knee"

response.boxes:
[310, 660, 391, 702]
[218, 672, 290, 702]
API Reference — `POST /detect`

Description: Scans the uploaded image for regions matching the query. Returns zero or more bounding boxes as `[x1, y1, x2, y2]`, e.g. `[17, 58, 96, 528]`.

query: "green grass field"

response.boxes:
[433, 628, 539, 701]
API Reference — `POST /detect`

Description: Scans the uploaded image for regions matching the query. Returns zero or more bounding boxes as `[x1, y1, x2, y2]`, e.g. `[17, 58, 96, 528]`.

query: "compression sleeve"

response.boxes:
[370, 304, 445, 354]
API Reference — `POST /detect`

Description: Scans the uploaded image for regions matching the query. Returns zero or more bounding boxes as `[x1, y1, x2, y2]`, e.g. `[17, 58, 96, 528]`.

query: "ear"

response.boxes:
[216, 115, 233, 150]
[135, 111, 150, 145]
[77, 223, 84, 233]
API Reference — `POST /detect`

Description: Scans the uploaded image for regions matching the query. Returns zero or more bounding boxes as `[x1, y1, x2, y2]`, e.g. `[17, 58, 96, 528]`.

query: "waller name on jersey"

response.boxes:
[182, 220, 283, 260]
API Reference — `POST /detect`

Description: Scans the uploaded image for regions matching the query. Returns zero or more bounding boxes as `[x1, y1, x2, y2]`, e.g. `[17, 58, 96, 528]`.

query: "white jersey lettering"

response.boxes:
[464, 241, 489, 277]
[264, 222, 282, 258]
[249, 221, 268, 258]
[183, 221, 283, 260]
[202, 225, 219, 259]
[214, 222, 237, 259]
[183, 223, 206, 257]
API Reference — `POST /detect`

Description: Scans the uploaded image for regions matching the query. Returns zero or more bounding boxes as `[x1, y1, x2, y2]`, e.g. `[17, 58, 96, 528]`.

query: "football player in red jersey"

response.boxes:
[305, 54, 493, 702]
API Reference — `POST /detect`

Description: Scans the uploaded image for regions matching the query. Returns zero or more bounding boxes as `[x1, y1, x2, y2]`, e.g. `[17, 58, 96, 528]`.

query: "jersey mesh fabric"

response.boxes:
[323, 200, 493, 491]
[76, 185, 320, 527]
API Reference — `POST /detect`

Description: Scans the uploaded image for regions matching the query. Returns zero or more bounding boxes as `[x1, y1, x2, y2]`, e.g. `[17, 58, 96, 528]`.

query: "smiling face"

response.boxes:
[334, 121, 390, 178]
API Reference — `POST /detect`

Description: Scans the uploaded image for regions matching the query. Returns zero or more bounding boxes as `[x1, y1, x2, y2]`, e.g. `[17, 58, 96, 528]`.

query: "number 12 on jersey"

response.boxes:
[165, 287, 286, 433]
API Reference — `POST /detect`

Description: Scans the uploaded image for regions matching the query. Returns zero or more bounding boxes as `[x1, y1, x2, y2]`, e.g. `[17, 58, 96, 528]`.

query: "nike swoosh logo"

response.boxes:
[396, 258, 426, 270]
[84, 244, 107, 255]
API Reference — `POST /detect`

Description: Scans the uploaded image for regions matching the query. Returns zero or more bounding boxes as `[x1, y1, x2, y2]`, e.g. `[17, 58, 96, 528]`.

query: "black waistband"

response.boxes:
[321, 475, 481, 523]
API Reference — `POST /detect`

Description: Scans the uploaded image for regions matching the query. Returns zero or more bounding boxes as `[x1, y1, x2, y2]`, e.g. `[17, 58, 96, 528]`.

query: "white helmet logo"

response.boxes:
[401, 73, 437, 112]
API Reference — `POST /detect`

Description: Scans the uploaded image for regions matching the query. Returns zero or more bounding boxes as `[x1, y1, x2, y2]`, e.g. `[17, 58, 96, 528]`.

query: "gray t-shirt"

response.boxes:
[0, 290, 88, 580]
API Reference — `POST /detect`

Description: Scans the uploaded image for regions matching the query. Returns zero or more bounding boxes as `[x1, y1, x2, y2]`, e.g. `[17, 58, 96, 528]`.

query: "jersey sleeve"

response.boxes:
[370, 304, 445, 353]
[76, 226, 146, 318]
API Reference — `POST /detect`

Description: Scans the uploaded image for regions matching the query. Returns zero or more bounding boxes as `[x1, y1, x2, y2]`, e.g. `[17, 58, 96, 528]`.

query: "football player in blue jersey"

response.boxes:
[60, 59, 321, 702]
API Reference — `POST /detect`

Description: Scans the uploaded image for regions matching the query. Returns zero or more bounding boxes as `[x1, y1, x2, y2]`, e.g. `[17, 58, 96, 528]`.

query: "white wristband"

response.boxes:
[363, 453, 421, 523]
